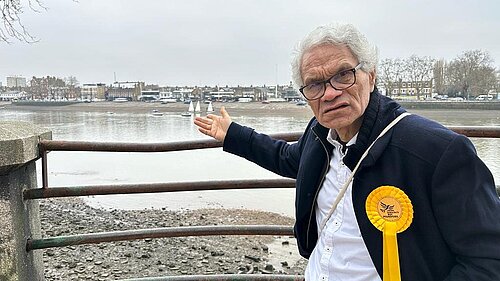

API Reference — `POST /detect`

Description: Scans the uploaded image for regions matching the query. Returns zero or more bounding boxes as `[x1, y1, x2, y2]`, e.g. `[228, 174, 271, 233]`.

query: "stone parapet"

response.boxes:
[0, 121, 52, 280]
[0, 121, 52, 175]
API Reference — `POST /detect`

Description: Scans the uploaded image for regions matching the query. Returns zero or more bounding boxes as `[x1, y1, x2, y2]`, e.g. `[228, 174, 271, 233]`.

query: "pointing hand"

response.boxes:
[194, 106, 232, 142]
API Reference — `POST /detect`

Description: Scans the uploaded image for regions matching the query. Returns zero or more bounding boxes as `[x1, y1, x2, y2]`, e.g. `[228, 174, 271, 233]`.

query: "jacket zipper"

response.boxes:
[306, 127, 331, 250]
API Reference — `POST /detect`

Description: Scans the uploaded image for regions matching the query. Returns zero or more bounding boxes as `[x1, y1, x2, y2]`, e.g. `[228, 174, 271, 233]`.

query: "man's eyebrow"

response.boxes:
[303, 74, 326, 86]
[333, 63, 355, 73]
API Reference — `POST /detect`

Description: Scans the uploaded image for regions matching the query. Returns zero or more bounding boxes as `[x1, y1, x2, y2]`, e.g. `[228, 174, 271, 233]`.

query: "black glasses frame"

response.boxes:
[299, 62, 364, 101]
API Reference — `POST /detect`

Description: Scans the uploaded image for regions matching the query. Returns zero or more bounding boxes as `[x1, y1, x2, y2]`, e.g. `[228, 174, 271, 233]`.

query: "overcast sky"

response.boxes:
[1, 0, 499, 87]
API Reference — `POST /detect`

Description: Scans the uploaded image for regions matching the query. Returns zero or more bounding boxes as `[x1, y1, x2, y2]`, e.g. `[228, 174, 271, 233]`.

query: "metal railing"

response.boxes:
[26, 127, 500, 281]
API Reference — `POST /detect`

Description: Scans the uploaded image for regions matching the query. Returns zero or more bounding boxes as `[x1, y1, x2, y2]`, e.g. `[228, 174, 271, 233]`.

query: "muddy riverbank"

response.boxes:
[6, 100, 315, 119]
[40, 198, 307, 280]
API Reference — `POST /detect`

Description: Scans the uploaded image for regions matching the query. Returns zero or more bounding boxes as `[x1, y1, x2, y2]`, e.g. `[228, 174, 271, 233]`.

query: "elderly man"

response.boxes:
[194, 23, 500, 280]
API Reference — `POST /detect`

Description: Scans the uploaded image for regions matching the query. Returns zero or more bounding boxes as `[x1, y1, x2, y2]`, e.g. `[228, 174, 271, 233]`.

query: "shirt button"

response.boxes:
[325, 247, 332, 252]
[321, 276, 327, 281]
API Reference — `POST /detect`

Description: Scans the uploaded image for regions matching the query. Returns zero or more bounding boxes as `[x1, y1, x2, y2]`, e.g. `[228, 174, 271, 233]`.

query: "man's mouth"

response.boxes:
[324, 103, 349, 114]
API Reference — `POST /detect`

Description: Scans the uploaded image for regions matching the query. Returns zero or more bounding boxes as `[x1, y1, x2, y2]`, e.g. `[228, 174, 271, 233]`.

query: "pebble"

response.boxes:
[40, 197, 306, 280]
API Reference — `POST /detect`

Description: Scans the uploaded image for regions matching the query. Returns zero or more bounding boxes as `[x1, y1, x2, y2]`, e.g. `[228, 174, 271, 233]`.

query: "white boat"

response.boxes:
[266, 97, 287, 103]
[206, 101, 214, 113]
[151, 109, 163, 116]
[113, 97, 129, 103]
[181, 101, 195, 117]
[296, 100, 308, 106]
[238, 97, 252, 103]
[188, 101, 195, 112]
[160, 98, 177, 104]
[194, 101, 201, 113]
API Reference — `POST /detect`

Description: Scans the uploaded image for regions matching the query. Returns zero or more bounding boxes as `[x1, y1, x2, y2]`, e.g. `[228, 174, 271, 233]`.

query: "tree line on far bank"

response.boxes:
[378, 50, 498, 100]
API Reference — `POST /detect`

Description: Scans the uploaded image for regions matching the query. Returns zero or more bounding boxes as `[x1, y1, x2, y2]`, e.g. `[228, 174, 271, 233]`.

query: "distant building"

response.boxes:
[209, 90, 235, 101]
[49, 86, 71, 100]
[29, 77, 48, 100]
[232, 86, 261, 101]
[172, 88, 195, 101]
[139, 90, 160, 101]
[0, 91, 27, 101]
[28, 76, 75, 100]
[159, 91, 174, 100]
[265, 85, 279, 99]
[281, 86, 301, 101]
[81, 83, 106, 101]
[7, 76, 27, 88]
[106, 81, 144, 101]
[391, 80, 433, 99]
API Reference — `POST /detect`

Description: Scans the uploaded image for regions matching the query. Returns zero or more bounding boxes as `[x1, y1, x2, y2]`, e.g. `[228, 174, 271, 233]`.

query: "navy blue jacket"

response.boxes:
[223, 89, 500, 280]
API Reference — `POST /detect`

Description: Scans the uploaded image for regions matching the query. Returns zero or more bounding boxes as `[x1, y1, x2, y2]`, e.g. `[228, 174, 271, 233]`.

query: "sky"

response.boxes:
[1, 0, 499, 87]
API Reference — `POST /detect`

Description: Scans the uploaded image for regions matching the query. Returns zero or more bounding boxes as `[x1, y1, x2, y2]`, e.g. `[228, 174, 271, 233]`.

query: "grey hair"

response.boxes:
[291, 23, 378, 89]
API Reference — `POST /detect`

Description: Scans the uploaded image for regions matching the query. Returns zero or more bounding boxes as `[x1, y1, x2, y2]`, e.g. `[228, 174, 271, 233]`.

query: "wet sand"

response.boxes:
[6, 101, 315, 119]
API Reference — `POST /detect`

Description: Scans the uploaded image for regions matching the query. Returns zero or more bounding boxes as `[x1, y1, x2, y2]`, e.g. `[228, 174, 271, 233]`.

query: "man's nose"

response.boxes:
[321, 83, 343, 101]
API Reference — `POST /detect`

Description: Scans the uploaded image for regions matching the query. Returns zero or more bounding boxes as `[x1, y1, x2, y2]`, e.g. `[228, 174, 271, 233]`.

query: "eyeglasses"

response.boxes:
[299, 62, 364, 101]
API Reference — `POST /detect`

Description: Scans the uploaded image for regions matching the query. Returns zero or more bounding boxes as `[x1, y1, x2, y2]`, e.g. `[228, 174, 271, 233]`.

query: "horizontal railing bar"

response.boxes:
[38, 127, 500, 153]
[38, 132, 302, 152]
[23, 179, 296, 200]
[118, 274, 304, 281]
[27, 225, 294, 251]
[39, 138, 222, 152]
[448, 126, 500, 138]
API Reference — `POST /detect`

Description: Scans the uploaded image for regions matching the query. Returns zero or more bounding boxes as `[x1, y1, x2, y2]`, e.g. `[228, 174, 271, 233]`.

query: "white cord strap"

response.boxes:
[319, 112, 411, 233]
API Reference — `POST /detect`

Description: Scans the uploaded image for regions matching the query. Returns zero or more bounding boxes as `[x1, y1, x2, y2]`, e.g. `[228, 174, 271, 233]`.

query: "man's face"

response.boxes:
[301, 44, 375, 135]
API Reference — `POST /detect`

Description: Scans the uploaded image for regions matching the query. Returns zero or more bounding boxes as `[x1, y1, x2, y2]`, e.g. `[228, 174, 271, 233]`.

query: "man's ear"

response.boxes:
[369, 70, 376, 91]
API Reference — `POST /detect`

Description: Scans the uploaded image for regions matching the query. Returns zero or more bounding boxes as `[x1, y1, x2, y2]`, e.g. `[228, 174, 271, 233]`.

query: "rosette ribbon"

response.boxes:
[366, 186, 413, 281]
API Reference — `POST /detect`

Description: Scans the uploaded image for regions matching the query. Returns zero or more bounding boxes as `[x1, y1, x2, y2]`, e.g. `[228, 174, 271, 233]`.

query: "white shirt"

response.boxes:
[304, 130, 381, 281]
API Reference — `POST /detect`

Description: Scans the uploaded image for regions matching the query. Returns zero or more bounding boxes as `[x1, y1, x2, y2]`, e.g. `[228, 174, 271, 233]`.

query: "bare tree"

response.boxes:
[65, 76, 79, 88]
[378, 58, 405, 97]
[495, 70, 500, 95]
[0, 0, 46, 43]
[405, 55, 435, 100]
[433, 59, 446, 95]
[65, 76, 79, 99]
[447, 50, 496, 99]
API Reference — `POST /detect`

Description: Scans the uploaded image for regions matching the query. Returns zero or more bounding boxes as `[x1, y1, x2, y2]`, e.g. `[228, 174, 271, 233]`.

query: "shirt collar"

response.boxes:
[326, 129, 358, 149]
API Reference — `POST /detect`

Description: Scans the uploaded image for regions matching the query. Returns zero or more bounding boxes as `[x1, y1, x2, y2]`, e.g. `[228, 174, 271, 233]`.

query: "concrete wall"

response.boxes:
[0, 121, 52, 281]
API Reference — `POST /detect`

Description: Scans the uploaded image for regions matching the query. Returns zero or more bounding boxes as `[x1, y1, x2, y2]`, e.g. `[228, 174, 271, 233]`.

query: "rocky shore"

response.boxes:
[40, 198, 307, 280]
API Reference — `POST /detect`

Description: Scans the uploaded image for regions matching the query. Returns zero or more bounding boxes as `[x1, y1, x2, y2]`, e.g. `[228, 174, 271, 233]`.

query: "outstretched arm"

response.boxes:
[194, 106, 232, 142]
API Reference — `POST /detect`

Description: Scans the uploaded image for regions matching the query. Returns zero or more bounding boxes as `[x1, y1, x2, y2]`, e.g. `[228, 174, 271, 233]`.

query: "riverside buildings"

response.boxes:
[6, 76, 27, 88]
[81, 83, 106, 101]
[392, 80, 433, 96]
[1, 75, 309, 102]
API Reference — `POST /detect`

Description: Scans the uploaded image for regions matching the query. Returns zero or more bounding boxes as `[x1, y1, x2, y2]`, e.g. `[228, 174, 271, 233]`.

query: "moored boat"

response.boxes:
[181, 101, 195, 117]
[194, 101, 201, 113]
[206, 101, 214, 113]
[151, 109, 163, 116]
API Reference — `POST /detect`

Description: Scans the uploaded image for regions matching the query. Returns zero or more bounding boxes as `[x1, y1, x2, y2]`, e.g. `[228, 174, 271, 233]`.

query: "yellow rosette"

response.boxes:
[366, 186, 413, 281]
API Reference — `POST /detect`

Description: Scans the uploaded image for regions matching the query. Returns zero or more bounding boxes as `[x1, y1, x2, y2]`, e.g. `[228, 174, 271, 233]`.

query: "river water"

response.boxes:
[2, 107, 499, 217]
